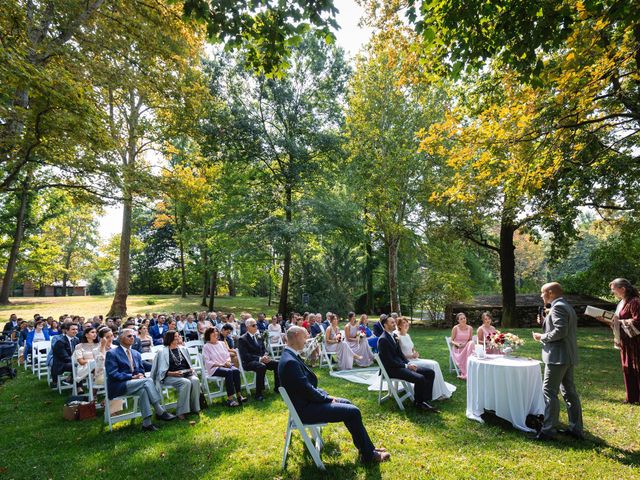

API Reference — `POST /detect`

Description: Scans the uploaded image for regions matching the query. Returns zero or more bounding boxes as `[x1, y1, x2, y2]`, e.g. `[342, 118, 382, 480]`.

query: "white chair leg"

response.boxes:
[282, 424, 293, 469]
[300, 427, 325, 470]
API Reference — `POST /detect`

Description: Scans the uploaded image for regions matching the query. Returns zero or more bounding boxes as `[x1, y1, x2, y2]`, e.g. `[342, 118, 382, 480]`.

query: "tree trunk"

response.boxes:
[364, 231, 374, 314]
[201, 249, 208, 307]
[179, 237, 187, 298]
[387, 237, 401, 315]
[278, 184, 293, 318]
[499, 217, 517, 328]
[208, 268, 218, 311]
[107, 88, 140, 318]
[0, 177, 31, 304]
[107, 192, 132, 317]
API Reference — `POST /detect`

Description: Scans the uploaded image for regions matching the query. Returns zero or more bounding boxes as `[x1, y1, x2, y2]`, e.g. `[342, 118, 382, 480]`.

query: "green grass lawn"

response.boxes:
[0, 295, 277, 323]
[1, 325, 639, 479]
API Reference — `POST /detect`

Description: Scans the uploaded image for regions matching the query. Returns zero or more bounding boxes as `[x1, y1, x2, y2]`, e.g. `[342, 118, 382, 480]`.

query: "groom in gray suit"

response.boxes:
[532, 282, 584, 440]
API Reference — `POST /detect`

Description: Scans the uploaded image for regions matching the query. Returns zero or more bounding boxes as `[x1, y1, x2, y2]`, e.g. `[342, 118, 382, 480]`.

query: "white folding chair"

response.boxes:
[199, 353, 227, 405]
[150, 344, 164, 354]
[32, 341, 51, 380]
[279, 387, 326, 471]
[104, 374, 141, 432]
[445, 336, 460, 376]
[268, 335, 285, 360]
[236, 348, 269, 397]
[318, 334, 337, 372]
[141, 352, 155, 378]
[373, 354, 414, 411]
[185, 340, 204, 351]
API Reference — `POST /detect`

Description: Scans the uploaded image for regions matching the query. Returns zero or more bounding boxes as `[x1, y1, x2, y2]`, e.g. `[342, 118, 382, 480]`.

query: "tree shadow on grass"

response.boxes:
[477, 410, 640, 469]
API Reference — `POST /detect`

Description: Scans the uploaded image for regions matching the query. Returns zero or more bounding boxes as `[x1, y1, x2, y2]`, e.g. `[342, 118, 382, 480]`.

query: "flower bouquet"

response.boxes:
[356, 330, 367, 340]
[486, 330, 524, 355]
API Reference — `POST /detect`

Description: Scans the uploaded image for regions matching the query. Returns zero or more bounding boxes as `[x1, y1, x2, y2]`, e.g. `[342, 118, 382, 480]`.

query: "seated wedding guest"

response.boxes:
[198, 312, 213, 337]
[52, 323, 79, 387]
[49, 320, 61, 336]
[240, 312, 251, 336]
[137, 325, 153, 353]
[183, 314, 198, 341]
[176, 315, 187, 335]
[93, 326, 115, 386]
[322, 312, 331, 331]
[256, 313, 269, 333]
[25, 319, 50, 367]
[150, 331, 201, 420]
[106, 329, 176, 431]
[345, 312, 374, 367]
[113, 321, 143, 353]
[476, 312, 500, 354]
[238, 319, 280, 401]
[150, 315, 168, 345]
[2, 314, 19, 335]
[47, 321, 67, 371]
[310, 314, 323, 338]
[395, 317, 455, 400]
[370, 314, 386, 352]
[73, 326, 100, 386]
[279, 326, 390, 464]
[268, 316, 286, 344]
[325, 314, 358, 370]
[203, 327, 246, 407]
[19, 320, 33, 348]
[220, 324, 236, 349]
[359, 314, 378, 351]
[451, 312, 475, 380]
[166, 319, 177, 333]
[301, 312, 310, 332]
[378, 316, 437, 412]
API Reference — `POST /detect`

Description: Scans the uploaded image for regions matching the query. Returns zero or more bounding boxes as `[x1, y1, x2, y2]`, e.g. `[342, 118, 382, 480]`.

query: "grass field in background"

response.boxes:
[1, 324, 639, 479]
[0, 295, 276, 323]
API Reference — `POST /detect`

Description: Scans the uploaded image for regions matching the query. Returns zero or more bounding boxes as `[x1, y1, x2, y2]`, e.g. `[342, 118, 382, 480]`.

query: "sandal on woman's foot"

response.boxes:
[226, 399, 240, 407]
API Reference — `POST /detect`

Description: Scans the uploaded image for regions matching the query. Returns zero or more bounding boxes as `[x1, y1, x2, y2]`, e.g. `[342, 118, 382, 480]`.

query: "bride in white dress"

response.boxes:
[395, 317, 456, 400]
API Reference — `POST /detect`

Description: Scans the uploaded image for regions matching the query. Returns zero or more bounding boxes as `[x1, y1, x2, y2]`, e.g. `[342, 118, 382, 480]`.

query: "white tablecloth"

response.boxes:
[466, 354, 545, 432]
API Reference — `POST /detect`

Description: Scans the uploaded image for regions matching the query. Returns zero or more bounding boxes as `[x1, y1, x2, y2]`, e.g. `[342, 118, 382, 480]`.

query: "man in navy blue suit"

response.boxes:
[279, 326, 390, 464]
[149, 315, 168, 345]
[51, 322, 79, 386]
[309, 314, 323, 338]
[377, 316, 437, 412]
[105, 328, 175, 431]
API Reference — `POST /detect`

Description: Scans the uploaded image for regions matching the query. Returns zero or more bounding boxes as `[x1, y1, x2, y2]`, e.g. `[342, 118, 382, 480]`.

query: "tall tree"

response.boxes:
[345, 29, 440, 314]
[205, 35, 349, 316]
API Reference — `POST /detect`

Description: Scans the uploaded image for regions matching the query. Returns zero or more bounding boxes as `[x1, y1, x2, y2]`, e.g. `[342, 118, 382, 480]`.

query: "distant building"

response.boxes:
[1, 279, 88, 297]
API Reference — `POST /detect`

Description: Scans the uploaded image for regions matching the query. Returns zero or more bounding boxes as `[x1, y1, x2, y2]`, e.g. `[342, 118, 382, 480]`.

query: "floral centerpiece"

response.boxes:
[486, 330, 524, 355]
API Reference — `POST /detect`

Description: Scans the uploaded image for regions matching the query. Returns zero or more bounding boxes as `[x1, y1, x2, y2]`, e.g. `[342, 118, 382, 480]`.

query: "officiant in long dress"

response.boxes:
[604, 278, 640, 404]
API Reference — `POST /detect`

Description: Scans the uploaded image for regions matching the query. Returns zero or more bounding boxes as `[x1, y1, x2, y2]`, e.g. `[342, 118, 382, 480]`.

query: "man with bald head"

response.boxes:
[278, 326, 390, 464]
[532, 282, 584, 441]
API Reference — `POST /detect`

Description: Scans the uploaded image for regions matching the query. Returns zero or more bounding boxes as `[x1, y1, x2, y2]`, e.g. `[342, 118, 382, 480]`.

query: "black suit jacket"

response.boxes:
[377, 331, 409, 371]
[238, 332, 266, 366]
[52, 335, 78, 376]
[278, 348, 331, 414]
[373, 321, 384, 337]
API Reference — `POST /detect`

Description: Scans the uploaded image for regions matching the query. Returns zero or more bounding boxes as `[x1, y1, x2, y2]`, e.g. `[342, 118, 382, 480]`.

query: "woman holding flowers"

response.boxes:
[476, 312, 500, 354]
[345, 312, 374, 367]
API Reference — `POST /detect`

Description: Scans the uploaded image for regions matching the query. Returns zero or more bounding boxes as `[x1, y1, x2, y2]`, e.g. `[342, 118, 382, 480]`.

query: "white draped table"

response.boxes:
[466, 354, 545, 432]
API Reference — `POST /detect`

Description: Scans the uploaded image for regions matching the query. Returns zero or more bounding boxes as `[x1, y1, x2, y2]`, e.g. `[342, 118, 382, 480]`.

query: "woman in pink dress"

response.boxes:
[476, 311, 500, 354]
[345, 312, 374, 367]
[451, 312, 475, 379]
